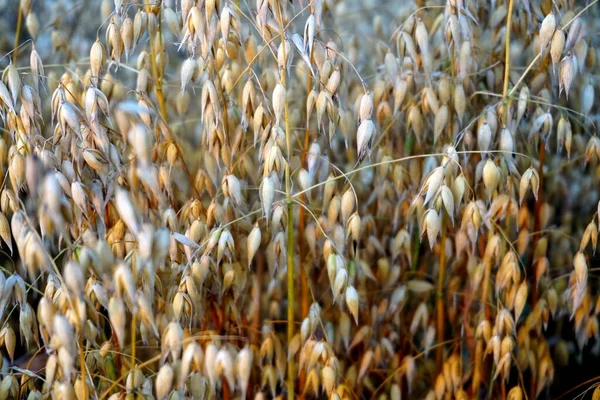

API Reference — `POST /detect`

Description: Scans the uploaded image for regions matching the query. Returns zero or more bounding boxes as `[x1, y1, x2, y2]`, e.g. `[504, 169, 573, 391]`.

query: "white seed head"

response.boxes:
[345, 285, 359, 324]
[236, 346, 253, 399]
[559, 55, 576, 99]
[482, 159, 500, 198]
[477, 123, 492, 152]
[155, 365, 174, 400]
[108, 296, 126, 349]
[359, 93, 373, 121]
[550, 29, 565, 70]
[539, 13, 556, 54]
[517, 86, 529, 123]
[272, 83, 286, 125]
[115, 187, 140, 237]
[64, 261, 85, 296]
[565, 17, 583, 51]
[357, 119, 375, 162]
[422, 209, 440, 249]
[581, 83, 594, 116]
[216, 347, 235, 390]
[260, 174, 275, 219]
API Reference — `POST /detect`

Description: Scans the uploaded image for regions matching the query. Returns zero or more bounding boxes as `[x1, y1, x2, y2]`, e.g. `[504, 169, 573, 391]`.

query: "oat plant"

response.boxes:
[0, 0, 598, 399]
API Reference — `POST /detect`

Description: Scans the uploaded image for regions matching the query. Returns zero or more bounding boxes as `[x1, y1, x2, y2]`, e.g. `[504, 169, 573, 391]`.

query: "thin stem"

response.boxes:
[223, 378, 231, 400]
[371, 338, 464, 399]
[143, 2, 198, 198]
[13, 5, 23, 64]
[435, 226, 447, 374]
[211, 56, 230, 142]
[134, 0, 167, 376]
[274, 1, 295, 399]
[131, 295, 137, 371]
[300, 71, 313, 321]
[146, 1, 168, 121]
[297, 64, 313, 398]
[286, 194, 295, 398]
[502, 0, 514, 124]
[532, 140, 545, 304]
[471, 339, 483, 397]
[508, 0, 599, 98]
[79, 318, 89, 399]
[481, 259, 492, 320]
[252, 251, 265, 345]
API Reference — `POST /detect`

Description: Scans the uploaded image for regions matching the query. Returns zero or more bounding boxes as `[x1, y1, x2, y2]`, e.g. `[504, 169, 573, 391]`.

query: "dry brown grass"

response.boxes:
[0, 0, 597, 399]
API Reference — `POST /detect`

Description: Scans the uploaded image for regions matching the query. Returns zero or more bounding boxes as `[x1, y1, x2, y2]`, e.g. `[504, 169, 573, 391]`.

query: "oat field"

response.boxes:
[0, 0, 598, 399]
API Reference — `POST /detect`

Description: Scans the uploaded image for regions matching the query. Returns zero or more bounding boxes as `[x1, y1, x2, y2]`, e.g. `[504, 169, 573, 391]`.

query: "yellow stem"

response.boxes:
[532, 140, 545, 304]
[435, 227, 447, 373]
[133, 0, 168, 375]
[297, 69, 312, 399]
[274, 2, 295, 399]
[472, 339, 483, 396]
[79, 318, 88, 399]
[502, 0, 514, 124]
[146, 1, 168, 121]
[130, 303, 137, 371]
[212, 58, 231, 144]
[145, 1, 199, 199]
[13, 6, 23, 64]
[481, 258, 492, 320]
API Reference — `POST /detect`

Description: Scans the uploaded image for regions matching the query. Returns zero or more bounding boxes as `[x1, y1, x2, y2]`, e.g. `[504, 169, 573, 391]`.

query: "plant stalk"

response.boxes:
[79, 319, 88, 399]
[532, 140, 545, 304]
[146, 1, 168, 122]
[274, 1, 295, 399]
[134, 0, 167, 374]
[502, 0, 515, 125]
[481, 258, 492, 320]
[435, 226, 447, 373]
[300, 73, 312, 322]
[143, 2, 198, 198]
[14, 5, 23, 64]
[471, 339, 483, 396]
[297, 69, 313, 398]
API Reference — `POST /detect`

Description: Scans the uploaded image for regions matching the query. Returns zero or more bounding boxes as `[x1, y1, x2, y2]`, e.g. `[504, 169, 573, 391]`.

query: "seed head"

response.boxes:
[539, 13, 556, 55]
[565, 17, 583, 51]
[482, 159, 500, 199]
[236, 346, 253, 399]
[345, 285, 359, 324]
[421, 209, 440, 249]
[559, 55, 576, 99]
[359, 93, 373, 122]
[356, 119, 375, 162]
[550, 29, 565, 71]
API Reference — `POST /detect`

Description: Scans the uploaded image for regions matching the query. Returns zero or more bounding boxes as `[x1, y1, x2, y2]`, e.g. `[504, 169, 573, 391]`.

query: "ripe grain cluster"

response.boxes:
[0, 0, 598, 399]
